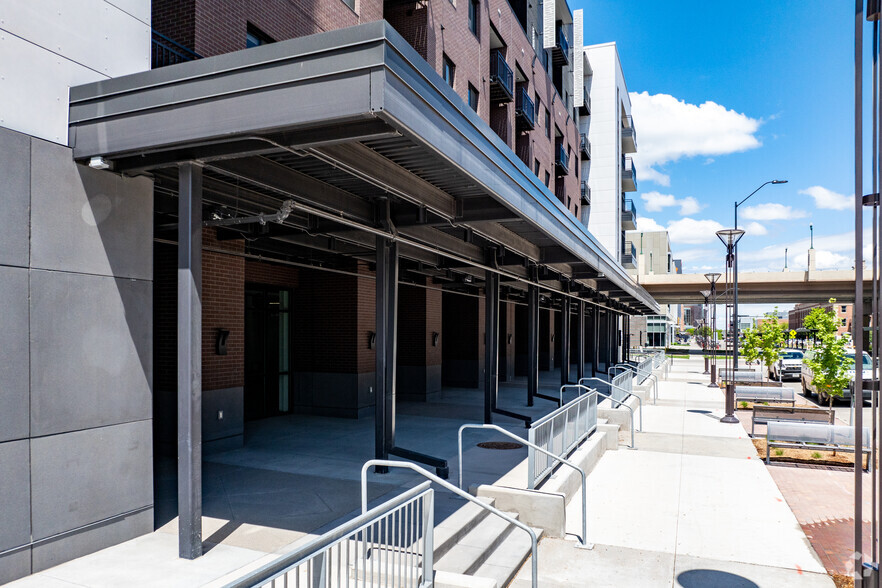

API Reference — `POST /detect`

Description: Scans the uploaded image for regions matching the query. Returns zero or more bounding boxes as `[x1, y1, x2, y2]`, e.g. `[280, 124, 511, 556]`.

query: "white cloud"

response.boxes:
[640, 191, 702, 215]
[629, 91, 763, 185]
[740, 202, 807, 221]
[799, 186, 852, 210]
[744, 221, 767, 235]
[635, 216, 665, 232]
[666, 218, 725, 245]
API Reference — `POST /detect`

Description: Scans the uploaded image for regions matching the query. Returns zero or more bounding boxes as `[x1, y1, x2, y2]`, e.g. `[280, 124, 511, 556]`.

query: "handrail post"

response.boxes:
[458, 424, 592, 549]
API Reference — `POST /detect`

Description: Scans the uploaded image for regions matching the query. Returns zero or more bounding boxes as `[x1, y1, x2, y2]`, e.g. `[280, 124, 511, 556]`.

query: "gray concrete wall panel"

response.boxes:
[0, 549, 31, 584]
[30, 270, 152, 437]
[0, 440, 31, 552]
[30, 138, 153, 280]
[32, 508, 153, 574]
[202, 387, 244, 443]
[0, 267, 29, 442]
[0, 126, 30, 267]
[30, 420, 153, 541]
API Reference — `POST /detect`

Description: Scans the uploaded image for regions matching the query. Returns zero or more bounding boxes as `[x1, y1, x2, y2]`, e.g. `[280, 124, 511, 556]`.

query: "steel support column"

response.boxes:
[177, 162, 203, 560]
[577, 300, 585, 382]
[484, 269, 500, 423]
[592, 307, 600, 377]
[527, 284, 539, 406]
[375, 236, 399, 472]
[560, 294, 570, 387]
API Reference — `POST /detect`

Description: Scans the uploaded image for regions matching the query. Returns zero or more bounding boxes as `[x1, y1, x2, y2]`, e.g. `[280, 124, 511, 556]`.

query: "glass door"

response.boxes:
[244, 284, 292, 420]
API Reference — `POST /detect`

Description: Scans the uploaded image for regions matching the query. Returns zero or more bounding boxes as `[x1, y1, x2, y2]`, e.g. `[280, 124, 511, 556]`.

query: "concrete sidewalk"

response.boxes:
[512, 356, 834, 587]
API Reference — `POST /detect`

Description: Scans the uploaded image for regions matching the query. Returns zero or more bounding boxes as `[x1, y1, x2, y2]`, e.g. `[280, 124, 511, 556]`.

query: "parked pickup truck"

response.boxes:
[769, 349, 804, 381]
[801, 350, 873, 403]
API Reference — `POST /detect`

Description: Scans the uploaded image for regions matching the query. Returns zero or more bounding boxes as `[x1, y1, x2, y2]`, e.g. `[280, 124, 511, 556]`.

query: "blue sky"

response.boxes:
[578, 1, 863, 312]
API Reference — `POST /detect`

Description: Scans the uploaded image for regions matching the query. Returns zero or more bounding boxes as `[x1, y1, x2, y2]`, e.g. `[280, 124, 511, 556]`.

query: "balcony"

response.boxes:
[152, 30, 201, 68]
[622, 240, 637, 269]
[579, 133, 590, 159]
[622, 156, 637, 192]
[555, 143, 569, 176]
[489, 50, 514, 104]
[552, 27, 570, 67]
[515, 87, 535, 131]
[622, 197, 637, 230]
[578, 87, 591, 116]
[622, 114, 637, 153]
[581, 181, 590, 205]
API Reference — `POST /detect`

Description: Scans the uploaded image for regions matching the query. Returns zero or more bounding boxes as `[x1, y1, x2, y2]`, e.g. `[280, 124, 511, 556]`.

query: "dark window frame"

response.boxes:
[246, 23, 275, 48]
[468, 0, 480, 37]
[468, 83, 479, 112]
[443, 54, 455, 88]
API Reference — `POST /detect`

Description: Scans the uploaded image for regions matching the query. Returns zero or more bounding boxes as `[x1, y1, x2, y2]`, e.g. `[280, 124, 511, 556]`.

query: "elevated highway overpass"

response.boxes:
[638, 269, 866, 305]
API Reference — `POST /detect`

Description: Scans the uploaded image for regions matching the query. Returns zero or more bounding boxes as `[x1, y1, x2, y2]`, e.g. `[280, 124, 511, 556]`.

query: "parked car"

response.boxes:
[801, 350, 873, 403]
[769, 349, 804, 381]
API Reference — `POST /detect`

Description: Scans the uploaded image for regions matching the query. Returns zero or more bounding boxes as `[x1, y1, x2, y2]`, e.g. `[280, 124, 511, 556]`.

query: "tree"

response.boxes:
[740, 309, 785, 379]
[803, 298, 853, 409]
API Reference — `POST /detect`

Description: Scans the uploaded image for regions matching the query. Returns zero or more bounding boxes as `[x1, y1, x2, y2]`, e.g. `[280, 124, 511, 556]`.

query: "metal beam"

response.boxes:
[527, 284, 539, 407]
[177, 162, 203, 560]
[560, 294, 570, 387]
[577, 300, 585, 382]
[374, 236, 399, 472]
[456, 197, 521, 223]
[540, 246, 579, 264]
[485, 269, 499, 424]
[212, 157, 375, 222]
[314, 142, 457, 219]
[592, 308, 600, 377]
[468, 221, 542, 261]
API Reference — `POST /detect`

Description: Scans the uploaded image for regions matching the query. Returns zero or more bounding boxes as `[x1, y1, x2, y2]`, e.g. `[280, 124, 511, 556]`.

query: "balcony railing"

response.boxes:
[151, 30, 201, 68]
[578, 87, 591, 116]
[552, 27, 570, 67]
[622, 156, 637, 191]
[555, 143, 569, 175]
[579, 134, 591, 159]
[489, 50, 514, 103]
[622, 240, 637, 269]
[622, 197, 637, 229]
[622, 114, 637, 153]
[515, 86, 535, 130]
[581, 181, 591, 205]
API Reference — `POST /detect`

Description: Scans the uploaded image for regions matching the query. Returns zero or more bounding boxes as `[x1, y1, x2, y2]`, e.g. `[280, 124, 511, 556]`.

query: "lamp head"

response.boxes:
[699, 289, 711, 299]
[704, 272, 722, 285]
[771, 179, 788, 184]
[716, 228, 746, 247]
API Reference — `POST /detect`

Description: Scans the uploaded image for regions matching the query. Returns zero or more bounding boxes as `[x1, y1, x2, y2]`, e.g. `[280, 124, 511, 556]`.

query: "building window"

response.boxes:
[443, 54, 455, 87]
[841, 305, 847, 312]
[534, 159, 540, 176]
[468, 0, 479, 37]
[842, 318, 847, 326]
[544, 171, 550, 187]
[544, 108, 551, 138]
[246, 23, 274, 48]
[468, 84, 479, 112]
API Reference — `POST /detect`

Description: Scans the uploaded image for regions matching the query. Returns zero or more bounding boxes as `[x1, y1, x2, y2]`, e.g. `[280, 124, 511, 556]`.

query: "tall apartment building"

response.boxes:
[581, 41, 638, 264]
[625, 230, 679, 347]
[0, 1, 659, 582]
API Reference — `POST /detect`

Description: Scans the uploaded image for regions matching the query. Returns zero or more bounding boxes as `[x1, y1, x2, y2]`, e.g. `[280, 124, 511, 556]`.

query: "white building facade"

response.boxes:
[581, 41, 638, 265]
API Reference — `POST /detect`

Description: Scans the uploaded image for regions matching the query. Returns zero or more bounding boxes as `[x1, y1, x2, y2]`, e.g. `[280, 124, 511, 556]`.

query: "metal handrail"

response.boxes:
[573, 381, 639, 448]
[458, 424, 591, 549]
[224, 481, 433, 588]
[516, 86, 536, 127]
[556, 143, 569, 172]
[610, 364, 657, 404]
[490, 49, 514, 99]
[362, 460, 540, 587]
[580, 181, 590, 204]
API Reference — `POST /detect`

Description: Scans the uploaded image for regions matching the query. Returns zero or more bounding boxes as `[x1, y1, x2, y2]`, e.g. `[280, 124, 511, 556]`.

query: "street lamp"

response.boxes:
[700, 289, 711, 374]
[716, 229, 745, 424]
[733, 180, 787, 368]
[704, 273, 721, 387]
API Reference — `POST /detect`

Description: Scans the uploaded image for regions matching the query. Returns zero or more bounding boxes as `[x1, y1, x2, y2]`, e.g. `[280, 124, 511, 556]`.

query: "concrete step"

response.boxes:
[434, 510, 518, 576]
[472, 525, 542, 588]
[433, 497, 495, 560]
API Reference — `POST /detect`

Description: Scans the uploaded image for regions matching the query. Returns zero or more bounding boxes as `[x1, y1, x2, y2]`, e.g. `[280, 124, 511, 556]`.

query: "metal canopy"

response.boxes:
[68, 21, 658, 314]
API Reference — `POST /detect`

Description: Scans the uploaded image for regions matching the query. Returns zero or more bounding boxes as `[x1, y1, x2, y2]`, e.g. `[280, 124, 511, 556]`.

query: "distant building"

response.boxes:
[625, 230, 678, 347]
[789, 302, 853, 337]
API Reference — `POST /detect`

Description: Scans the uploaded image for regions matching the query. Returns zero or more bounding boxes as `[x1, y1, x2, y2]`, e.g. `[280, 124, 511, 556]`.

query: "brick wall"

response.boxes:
[202, 230, 245, 390]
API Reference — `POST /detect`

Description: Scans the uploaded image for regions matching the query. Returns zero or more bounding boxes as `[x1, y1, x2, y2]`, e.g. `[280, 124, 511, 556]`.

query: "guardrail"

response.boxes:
[458, 424, 592, 549]
[610, 364, 657, 404]
[570, 382, 639, 448]
[151, 30, 201, 68]
[525, 389, 597, 489]
[223, 481, 434, 588]
[363, 459, 539, 587]
[610, 370, 632, 403]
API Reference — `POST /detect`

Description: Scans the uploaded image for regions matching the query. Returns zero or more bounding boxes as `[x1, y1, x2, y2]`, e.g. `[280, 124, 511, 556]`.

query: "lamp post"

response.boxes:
[704, 273, 721, 387]
[716, 229, 745, 424]
[700, 290, 711, 374]
[733, 180, 787, 368]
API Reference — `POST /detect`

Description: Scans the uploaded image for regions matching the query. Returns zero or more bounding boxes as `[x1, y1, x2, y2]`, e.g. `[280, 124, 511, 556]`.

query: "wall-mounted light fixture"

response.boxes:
[368, 331, 377, 349]
[432, 332, 440, 347]
[89, 156, 111, 170]
[215, 328, 230, 355]
[508, 334, 513, 345]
